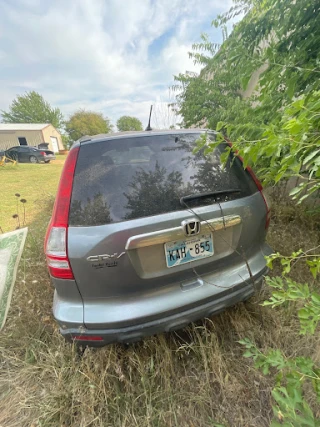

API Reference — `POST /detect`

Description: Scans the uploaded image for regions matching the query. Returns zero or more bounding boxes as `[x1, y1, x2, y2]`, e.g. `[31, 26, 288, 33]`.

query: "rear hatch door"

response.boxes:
[68, 132, 265, 306]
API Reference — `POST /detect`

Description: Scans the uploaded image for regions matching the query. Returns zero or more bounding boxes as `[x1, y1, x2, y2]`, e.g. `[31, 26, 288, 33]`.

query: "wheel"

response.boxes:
[29, 155, 38, 163]
[45, 160, 51, 163]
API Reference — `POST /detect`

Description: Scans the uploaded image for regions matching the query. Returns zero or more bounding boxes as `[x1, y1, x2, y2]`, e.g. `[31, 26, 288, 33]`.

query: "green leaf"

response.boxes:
[297, 194, 310, 204]
[298, 308, 311, 320]
[287, 77, 297, 100]
[303, 149, 320, 166]
[216, 121, 225, 131]
[289, 186, 303, 196]
[310, 267, 318, 279]
[311, 294, 320, 304]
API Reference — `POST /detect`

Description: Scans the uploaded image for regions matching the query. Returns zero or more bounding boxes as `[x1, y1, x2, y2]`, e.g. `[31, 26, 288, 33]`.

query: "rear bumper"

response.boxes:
[43, 155, 56, 161]
[59, 270, 266, 347]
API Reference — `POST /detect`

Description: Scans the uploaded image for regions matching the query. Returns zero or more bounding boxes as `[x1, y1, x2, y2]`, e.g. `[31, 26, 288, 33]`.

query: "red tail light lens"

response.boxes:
[47, 256, 74, 279]
[73, 335, 104, 342]
[40, 151, 45, 156]
[226, 140, 270, 229]
[48, 147, 80, 228]
[246, 166, 271, 229]
[44, 147, 79, 279]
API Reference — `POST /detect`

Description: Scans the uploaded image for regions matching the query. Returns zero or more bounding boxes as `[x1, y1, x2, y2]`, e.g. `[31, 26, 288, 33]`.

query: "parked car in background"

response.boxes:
[4, 146, 56, 163]
[45, 129, 271, 347]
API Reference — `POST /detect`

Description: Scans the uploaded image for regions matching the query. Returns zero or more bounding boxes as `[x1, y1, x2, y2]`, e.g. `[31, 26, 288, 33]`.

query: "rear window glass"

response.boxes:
[69, 133, 257, 226]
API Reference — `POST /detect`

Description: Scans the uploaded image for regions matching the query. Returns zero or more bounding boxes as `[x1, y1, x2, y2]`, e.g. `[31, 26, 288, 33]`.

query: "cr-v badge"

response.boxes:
[86, 252, 126, 262]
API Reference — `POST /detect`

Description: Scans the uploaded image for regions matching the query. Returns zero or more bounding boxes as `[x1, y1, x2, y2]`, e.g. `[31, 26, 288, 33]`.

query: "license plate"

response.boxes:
[164, 233, 214, 268]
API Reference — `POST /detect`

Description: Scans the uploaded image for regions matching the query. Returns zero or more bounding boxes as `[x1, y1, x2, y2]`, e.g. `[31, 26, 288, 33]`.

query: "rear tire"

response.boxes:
[29, 155, 38, 163]
[45, 160, 51, 163]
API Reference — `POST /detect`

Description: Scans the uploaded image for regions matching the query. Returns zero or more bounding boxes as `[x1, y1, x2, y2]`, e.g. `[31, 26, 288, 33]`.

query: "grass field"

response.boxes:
[0, 160, 319, 426]
[0, 156, 66, 232]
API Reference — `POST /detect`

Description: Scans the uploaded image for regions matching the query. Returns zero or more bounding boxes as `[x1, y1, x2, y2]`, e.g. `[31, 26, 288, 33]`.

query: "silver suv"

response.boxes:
[45, 130, 271, 346]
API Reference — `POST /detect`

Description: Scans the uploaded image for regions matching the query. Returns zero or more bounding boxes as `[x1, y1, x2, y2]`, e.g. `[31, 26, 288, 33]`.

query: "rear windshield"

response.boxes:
[69, 133, 257, 226]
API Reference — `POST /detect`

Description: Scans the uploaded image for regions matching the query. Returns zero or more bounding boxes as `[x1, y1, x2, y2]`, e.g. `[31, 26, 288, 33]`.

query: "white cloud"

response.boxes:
[0, 0, 238, 128]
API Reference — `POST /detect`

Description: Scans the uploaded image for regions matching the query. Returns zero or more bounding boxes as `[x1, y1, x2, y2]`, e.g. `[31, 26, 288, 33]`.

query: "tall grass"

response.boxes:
[0, 198, 319, 426]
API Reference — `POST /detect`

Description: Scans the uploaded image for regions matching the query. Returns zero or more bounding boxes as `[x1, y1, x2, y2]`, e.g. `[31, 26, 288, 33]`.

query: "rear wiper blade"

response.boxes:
[180, 189, 242, 206]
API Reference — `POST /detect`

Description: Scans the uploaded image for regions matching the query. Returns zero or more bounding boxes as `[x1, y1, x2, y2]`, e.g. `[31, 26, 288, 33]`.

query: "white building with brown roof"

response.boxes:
[0, 123, 64, 152]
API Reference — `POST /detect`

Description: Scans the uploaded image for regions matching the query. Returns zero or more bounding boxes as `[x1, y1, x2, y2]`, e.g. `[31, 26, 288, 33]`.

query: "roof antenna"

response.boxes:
[145, 105, 153, 131]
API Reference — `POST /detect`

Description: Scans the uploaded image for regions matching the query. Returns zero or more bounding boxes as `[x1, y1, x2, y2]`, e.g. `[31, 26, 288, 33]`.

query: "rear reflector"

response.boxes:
[44, 147, 79, 279]
[73, 335, 104, 342]
[47, 262, 74, 279]
[47, 257, 69, 269]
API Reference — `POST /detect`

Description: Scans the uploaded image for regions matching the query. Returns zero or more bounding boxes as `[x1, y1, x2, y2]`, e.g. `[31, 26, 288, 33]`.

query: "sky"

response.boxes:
[0, 0, 235, 128]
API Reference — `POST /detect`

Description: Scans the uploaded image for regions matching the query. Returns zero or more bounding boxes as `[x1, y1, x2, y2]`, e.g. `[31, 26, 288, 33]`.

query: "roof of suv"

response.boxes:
[75, 128, 213, 147]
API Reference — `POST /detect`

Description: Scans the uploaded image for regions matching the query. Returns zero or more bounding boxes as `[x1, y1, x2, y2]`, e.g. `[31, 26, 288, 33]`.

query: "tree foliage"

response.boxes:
[1, 91, 63, 130]
[178, 0, 320, 203]
[174, 0, 320, 136]
[240, 249, 320, 426]
[175, 0, 320, 423]
[65, 109, 113, 141]
[116, 116, 143, 132]
[240, 333, 320, 427]
[195, 90, 320, 204]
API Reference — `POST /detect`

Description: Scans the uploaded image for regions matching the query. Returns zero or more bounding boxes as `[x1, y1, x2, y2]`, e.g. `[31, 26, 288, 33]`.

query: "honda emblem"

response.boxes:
[181, 218, 201, 236]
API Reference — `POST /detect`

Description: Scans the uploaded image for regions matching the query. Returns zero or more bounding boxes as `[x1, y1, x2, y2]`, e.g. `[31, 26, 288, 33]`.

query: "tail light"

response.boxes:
[40, 151, 45, 156]
[246, 167, 271, 229]
[226, 139, 271, 229]
[44, 147, 79, 279]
